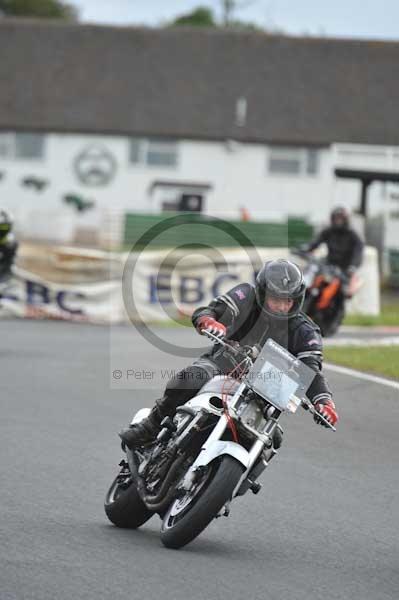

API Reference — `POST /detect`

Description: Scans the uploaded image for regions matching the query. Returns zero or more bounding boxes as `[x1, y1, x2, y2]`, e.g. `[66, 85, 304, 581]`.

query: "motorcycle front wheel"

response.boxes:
[160, 455, 244, 549]
[104, 472, 153, 529]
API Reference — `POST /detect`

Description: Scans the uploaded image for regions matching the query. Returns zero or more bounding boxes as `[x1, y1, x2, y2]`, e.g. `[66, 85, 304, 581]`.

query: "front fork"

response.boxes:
[233, 417, 280, 497]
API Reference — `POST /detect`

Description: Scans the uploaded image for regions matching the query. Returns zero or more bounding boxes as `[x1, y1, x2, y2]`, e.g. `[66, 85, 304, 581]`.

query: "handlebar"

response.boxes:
[290, 247, 311, 259]
[291, 248, 346, 278]
[202, 331, 258, 362]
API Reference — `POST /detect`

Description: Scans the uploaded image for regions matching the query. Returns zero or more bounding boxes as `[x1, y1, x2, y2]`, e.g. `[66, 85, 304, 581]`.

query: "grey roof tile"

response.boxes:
[1, 19, 398, 145]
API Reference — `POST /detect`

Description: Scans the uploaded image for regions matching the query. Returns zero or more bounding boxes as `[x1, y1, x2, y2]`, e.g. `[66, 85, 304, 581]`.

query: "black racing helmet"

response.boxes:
[0, 209, 13, 242]
[255, 259, 306, 319]
[330, 206, 349, 229]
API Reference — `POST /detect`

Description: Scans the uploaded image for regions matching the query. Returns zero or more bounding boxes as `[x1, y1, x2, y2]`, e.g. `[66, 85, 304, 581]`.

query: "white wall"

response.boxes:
[1, 131, 398, 244]
[180, 141, 333, 224]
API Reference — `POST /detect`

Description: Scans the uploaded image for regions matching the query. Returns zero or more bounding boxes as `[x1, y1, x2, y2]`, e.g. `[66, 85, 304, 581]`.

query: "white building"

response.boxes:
[1, 20, 398, 246]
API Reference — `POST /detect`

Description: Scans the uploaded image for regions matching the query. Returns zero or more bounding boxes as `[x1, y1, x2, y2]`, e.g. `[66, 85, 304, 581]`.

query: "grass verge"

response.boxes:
[325, 346, 399, 380]
[344, 301, 399, 326]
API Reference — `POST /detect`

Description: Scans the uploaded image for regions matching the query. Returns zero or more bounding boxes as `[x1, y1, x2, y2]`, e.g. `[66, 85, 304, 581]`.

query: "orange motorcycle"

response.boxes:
[292, 250, 359, 337]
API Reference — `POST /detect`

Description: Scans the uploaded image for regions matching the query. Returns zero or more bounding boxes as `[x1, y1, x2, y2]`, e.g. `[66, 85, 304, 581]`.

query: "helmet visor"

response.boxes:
[331, 208, 348, 228]
[264, 294, 295, 316]
[260, 290, 305, 320]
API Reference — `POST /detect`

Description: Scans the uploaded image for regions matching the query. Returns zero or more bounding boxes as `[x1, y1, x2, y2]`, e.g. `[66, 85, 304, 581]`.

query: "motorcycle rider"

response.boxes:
[303, 206, 364, 296]
[0, 209, 18, 279]
[120, 260, 338, 449]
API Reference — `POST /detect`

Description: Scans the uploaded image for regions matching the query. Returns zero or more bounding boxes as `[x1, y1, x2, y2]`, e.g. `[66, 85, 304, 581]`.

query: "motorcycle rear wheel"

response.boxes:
[104, 473, 153, 529]
[160, 455, 244, 549]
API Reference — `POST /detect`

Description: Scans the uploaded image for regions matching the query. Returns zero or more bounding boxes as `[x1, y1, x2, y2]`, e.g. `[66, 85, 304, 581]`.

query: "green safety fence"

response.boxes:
[389, 249, 399, 287]
[123, 213, 313, 249]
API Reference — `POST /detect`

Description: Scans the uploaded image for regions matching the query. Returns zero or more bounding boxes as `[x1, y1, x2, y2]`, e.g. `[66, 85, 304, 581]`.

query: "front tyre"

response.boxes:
[104, 472, 153, 529]
[160, 456, 244, 549]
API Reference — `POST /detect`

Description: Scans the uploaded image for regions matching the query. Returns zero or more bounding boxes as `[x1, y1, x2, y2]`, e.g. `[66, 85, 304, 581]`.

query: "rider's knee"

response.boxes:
[165, 365, 209, 392]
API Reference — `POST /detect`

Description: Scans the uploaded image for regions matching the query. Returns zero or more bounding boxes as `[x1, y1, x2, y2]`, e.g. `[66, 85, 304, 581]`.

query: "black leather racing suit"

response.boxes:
[0, 233, 18, 279]
[155, 283, 332, 422]
[307, 226, 364, 272]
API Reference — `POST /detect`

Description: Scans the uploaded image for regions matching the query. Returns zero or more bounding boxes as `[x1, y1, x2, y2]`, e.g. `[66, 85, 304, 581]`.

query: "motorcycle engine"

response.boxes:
[144, 445, 176, 492]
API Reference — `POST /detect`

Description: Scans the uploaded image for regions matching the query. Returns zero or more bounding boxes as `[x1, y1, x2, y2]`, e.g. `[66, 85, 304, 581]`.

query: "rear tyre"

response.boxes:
[322, 302, 345, 337]
[160, 456, 244, 549]
[104, 473, 153, 529]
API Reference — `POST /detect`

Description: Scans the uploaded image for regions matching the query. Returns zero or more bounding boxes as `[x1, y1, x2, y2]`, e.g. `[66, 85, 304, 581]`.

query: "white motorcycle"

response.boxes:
[104, 335, 335, 549]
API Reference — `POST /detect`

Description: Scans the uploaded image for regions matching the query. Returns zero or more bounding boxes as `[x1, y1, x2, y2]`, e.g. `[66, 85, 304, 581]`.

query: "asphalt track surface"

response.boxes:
[1, 320, 398, 600]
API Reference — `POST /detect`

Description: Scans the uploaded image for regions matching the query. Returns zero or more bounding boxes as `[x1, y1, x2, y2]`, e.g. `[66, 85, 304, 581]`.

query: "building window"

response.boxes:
[129, 138, 142, 164]
[129, 137, 178, 167]
[16, 133, 45, 159]
[0, 133, 13, 158]
[268, 147, 319, 176]
[306, 149, 319, 175]
[0, 132, 45, 160]
[336, 145, 388, 158]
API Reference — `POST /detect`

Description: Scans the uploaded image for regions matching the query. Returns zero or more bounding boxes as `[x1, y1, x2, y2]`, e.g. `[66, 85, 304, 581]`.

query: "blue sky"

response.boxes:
[70, 1, 399, 40]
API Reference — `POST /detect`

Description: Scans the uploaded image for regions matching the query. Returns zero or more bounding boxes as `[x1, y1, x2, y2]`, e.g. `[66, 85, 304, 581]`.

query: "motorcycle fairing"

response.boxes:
[316, 277, 341, 309]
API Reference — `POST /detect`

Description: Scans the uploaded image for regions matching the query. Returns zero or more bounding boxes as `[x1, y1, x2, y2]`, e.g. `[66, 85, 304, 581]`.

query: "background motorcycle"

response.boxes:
[104, 335, 335, 549]
[292, 248, 353, 337]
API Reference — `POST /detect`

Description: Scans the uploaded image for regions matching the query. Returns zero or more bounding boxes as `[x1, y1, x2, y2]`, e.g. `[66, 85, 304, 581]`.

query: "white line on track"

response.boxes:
[324, 336, 399, 346]
[325, 363, 399, 390]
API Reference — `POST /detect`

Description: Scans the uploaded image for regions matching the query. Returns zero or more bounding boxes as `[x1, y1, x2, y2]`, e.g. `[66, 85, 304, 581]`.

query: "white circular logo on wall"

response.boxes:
[74, 145, 117, 187]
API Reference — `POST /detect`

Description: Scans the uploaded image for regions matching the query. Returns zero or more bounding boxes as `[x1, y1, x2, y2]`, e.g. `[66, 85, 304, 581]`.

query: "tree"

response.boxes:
[170, 6, 216, 28]
[0, 0, 78, 20]
[169, 2, 263, 31]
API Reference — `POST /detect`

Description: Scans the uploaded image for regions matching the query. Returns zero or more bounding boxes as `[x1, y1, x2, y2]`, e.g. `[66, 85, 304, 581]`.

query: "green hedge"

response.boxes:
[123, 213, 313, 249]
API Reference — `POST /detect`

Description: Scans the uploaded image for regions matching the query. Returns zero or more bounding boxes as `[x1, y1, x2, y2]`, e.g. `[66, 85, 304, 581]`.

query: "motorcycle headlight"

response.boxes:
[239, 402, 266, 433]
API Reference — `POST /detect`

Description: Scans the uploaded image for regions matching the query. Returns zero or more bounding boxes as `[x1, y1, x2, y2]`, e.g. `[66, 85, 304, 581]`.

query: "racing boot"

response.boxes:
[119, 404, 166, 449]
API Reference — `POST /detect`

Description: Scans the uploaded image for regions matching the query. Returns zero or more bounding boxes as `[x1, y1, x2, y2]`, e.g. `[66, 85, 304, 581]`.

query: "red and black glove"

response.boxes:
[313, 399, 339, 428]
[196, 316, 226, 340]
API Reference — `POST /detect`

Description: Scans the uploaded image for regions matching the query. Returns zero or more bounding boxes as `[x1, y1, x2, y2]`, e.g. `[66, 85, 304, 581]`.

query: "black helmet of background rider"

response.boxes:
[330, 206, 350, 230]
[255, 259, 306, 320]
[0, 209, 13, 243]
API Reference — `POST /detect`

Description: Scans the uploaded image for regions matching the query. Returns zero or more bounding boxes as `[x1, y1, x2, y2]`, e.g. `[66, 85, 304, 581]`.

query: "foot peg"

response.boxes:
[216, 502, 231, 518]
[156, 416, 177, 443]
[160, 416, 177, 431]
[249, 480, 262, 494]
